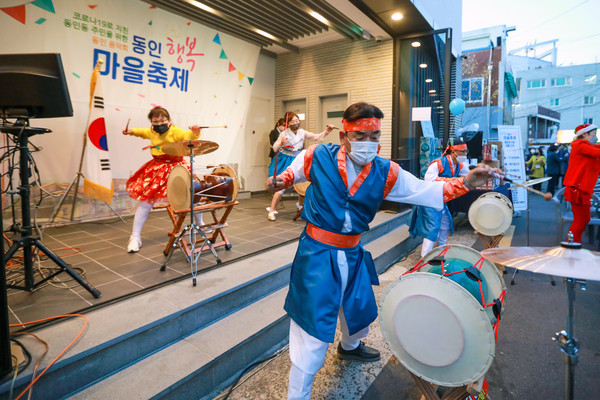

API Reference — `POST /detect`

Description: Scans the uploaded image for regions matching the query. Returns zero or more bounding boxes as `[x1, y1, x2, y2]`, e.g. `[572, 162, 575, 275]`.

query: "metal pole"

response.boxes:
[443, 28, 452, 146]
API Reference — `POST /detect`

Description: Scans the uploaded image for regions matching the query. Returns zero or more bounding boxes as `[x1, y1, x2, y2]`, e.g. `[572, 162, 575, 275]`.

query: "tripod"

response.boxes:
[2, 122, 100, 298]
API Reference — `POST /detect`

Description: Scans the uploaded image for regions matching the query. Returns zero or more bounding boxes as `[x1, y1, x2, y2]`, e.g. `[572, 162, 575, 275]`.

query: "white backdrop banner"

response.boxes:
[0, 0, 259, 192]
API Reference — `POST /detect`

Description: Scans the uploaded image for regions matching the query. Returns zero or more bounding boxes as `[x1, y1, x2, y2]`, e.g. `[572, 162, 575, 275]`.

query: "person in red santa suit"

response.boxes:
[562, 123, 600, 243]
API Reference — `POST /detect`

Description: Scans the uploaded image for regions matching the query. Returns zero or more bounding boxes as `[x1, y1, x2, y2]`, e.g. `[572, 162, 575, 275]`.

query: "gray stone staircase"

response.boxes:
[0, 210, 419, 400]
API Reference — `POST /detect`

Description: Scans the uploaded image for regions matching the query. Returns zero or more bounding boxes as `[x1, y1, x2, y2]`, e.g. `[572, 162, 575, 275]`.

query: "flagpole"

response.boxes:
[69, 59, 104, 220]
[48, 59, 125, 226]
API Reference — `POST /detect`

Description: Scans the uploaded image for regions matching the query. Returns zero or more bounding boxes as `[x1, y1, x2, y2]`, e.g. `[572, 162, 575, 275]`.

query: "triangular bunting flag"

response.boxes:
[88, 5, 97, 9]
[31, 0, 56, 14]
[228, 62, 235, 72]
[219, 49, 227, 59]
[238, 71, 244, 81]
[248, 77, 254, 85]
[1, 5, 26, 24]
[213, 33, 221, 45]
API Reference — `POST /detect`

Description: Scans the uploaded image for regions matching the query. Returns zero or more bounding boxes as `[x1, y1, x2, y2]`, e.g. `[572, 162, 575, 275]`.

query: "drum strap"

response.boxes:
[306, 223, 361, 248]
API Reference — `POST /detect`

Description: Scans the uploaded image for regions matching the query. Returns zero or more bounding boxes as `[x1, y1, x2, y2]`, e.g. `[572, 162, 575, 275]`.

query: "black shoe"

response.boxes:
[337, 341, 381, 362]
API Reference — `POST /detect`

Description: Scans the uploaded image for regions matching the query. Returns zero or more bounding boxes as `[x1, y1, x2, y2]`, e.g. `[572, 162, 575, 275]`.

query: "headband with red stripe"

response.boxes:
[449, 144, 468, 151]
[342, 118, 381, 132]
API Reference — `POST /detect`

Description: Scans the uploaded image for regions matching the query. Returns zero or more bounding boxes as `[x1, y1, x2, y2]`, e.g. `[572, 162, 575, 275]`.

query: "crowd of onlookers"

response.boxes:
[524, 143, 570, 195]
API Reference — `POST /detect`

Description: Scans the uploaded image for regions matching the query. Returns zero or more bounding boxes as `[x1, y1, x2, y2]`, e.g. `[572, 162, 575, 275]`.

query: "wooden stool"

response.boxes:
[409, 370, 488, 400]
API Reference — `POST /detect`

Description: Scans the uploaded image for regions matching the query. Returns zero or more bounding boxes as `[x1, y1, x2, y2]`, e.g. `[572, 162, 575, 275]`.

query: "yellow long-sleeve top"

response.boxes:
[129, 125, 200, 156]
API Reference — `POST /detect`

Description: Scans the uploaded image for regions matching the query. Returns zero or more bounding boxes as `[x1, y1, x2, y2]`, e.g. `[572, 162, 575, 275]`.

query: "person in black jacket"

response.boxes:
[269, 118, 286, 159]
[546, 143, 562, 195]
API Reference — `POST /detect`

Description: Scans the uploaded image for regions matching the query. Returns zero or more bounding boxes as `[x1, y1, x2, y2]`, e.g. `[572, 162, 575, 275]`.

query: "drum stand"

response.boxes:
[163, 142, 221, 286]
[408, 370, 485, 400]
[553, 277, 584, 400]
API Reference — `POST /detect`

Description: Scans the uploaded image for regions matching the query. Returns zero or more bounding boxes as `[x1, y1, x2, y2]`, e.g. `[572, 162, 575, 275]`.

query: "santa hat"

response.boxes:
[575, 124, 597, 136]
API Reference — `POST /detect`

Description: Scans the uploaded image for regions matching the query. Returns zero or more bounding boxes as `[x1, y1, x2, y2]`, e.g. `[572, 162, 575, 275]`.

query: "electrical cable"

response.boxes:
[9, 314, 88, 400]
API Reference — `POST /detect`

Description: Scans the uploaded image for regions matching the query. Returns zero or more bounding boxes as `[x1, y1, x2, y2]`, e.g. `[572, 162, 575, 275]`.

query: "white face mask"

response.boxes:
[347, 140, 379, 165]
[456, 155, 468, 164]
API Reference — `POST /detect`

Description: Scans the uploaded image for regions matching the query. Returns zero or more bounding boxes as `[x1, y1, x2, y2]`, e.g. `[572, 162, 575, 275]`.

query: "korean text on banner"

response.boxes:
[82, 62, 114, 204]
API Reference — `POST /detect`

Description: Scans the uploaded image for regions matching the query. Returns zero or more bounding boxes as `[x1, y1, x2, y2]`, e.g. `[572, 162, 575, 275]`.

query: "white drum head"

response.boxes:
[380, 273, 496, 386]
[468, 192, 513, 236]
[167, 165, 191, 210]
[294, 181, 310, 196]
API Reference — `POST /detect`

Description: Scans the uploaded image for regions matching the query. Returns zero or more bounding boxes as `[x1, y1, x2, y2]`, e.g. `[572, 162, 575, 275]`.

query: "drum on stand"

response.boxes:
[379, 244, 507, 387]
[166, 164, 238, 211]
[293, 181, 310, 197]
[468, 192, 513, 236]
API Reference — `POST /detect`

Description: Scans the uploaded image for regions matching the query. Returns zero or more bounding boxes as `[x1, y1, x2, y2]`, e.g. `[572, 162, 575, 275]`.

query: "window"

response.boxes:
[550, 98, 560, 107]
[584, 96, 595, 105]
[584, 117, 594, 125]
[527, 79, 546, 89]
[550, 77, 572, 87]
[461, 77, 484, 102]
[585, 75, 597, 85]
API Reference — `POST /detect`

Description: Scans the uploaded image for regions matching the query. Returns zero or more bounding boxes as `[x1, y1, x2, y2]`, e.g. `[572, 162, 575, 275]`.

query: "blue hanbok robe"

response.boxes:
[409, 155, 461, 240]
[284, 143, 392, 343]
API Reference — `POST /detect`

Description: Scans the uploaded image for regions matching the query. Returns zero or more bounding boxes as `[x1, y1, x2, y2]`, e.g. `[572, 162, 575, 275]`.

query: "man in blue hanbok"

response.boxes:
[409, 139, 470, 257]
[266, 102, 494, 399]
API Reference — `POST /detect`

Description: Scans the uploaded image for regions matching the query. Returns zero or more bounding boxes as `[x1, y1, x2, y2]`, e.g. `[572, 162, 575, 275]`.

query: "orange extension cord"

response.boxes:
[9, 314, 88, 400]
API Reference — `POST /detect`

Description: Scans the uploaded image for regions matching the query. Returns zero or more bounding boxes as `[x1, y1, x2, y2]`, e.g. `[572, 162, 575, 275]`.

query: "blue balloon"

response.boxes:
[449, 98, 466, 115]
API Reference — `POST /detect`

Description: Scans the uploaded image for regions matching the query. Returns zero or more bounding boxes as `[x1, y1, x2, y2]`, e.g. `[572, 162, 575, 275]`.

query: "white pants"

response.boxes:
[287, 251, 370, 400]
[420, 209, 451, 257]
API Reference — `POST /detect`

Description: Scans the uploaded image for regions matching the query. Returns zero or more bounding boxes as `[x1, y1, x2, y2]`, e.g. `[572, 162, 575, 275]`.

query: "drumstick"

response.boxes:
[190, 125, 228, 129]
[499, 175, 553, 201]
[125, 118, 130, 132]
[469, 165, 552, 201]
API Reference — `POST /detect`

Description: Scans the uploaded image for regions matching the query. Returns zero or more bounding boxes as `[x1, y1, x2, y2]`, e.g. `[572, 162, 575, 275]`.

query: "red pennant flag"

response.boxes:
[1, 5, 26, 24]
[228, 62, 236, 72]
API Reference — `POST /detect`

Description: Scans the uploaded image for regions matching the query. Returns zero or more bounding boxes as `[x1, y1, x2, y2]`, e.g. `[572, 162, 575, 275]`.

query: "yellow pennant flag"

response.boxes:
[82, 61, 114, 203]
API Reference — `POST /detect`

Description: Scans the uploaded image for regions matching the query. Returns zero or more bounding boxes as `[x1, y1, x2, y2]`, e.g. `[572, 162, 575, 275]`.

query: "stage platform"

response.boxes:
[6, 193, 305, 326]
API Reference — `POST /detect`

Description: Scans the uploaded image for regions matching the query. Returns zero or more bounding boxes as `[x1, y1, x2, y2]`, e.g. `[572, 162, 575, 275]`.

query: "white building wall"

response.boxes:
[515, 63, 600, 131]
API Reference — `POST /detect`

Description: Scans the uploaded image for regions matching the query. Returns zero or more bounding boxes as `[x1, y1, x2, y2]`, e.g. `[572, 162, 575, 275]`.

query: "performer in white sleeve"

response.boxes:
[409, 139, 470, 257]
[266, 111, 334, 221]
[266, 102, 495, 400]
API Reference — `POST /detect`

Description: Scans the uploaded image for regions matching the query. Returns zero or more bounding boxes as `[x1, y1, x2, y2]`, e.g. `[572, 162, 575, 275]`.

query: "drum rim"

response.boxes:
[468, 191, 513, 236]
[380, 273, 496, 386]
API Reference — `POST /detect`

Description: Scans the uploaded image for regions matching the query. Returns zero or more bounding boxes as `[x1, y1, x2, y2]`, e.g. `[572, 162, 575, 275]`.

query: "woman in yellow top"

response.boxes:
[122, 106, 203, 253]
[525, 146, 546, 190]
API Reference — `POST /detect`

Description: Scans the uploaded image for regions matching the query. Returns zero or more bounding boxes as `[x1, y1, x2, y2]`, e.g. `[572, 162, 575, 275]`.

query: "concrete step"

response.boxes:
[70, 289, 290, 400]
[0, 210, 417, 400]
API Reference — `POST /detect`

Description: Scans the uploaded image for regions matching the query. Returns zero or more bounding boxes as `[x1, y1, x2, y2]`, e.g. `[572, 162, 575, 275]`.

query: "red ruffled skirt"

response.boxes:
[126, 155, 188, 203]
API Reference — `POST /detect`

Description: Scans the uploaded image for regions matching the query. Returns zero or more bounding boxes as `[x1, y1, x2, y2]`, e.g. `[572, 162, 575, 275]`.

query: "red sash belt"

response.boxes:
[306, 223, 361, 248]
